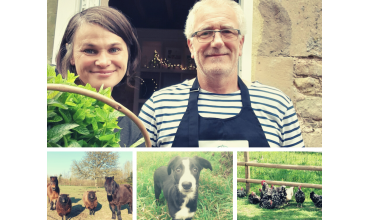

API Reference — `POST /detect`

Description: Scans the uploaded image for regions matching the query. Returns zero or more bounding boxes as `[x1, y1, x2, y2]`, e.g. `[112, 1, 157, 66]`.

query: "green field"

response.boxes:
[237, 152, 322, 219]
[137, 152, 233, 220]
[47, 185, 132, 220]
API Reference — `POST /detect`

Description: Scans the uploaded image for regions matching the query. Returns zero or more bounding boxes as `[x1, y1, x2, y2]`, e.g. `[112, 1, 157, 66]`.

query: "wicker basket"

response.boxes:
[47, 84, 151, 147]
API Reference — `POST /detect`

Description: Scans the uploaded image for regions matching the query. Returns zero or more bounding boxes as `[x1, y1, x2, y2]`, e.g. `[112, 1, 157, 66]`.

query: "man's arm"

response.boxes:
[138, 98, 158, 147]
[281, 101, 305, 148]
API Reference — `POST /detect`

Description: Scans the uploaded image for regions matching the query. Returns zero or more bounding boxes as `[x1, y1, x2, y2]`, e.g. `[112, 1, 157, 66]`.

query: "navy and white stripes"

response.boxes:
[139, 80, 304, 148]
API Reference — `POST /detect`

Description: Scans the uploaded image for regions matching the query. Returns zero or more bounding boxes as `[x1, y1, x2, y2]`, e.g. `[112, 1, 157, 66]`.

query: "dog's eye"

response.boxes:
[193, 168, 197, 172]
[176, 168, 181, 172]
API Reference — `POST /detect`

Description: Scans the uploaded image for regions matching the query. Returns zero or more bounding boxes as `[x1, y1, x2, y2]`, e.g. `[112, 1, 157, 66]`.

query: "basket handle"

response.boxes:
[47, 84, 151, 147]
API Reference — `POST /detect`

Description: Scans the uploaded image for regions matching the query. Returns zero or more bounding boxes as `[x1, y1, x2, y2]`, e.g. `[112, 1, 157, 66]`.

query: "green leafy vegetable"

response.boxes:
[47, 64, 125, 147]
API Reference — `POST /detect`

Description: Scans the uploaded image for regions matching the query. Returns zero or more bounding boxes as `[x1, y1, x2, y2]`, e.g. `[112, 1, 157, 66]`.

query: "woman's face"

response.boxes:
[70, 23, 129, 91]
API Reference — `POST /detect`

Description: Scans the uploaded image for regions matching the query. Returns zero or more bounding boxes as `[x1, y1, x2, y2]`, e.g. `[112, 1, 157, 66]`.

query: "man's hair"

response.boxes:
[184, 0, 246, 40]
[55, 6, 141, 87]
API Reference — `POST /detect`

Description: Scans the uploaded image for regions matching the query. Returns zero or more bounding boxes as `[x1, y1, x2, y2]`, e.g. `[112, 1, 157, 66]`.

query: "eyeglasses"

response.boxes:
[191, 29, 241, 43]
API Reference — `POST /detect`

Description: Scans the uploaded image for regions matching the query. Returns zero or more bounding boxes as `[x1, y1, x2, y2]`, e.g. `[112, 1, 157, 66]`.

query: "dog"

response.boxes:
[154, 156, 212, 220]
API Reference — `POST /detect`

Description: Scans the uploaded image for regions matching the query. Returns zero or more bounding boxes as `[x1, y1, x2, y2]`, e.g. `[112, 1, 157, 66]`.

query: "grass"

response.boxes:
[136, 152, 233, 220]
[47, 185, 132, 220]
[237, 152, 322, 219]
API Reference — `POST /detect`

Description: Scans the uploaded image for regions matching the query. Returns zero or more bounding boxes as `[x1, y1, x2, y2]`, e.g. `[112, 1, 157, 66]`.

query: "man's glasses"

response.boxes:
[191, 29, 241, 43]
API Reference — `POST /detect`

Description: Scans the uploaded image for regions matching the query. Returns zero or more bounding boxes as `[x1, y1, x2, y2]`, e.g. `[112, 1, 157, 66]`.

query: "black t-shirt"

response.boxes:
[115, 116, 146, 147]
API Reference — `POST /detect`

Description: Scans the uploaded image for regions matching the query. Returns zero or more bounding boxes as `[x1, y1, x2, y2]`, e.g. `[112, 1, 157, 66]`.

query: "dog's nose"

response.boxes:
[182, 181, 192, 190]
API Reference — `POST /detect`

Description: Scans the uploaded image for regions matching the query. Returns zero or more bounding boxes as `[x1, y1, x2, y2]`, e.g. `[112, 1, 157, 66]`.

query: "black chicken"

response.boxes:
[262, 181, 268, 193]
[260, 180, 269, 198]
[271, 186, 284, 208]
[237, 187, 247, 198]
[248, 191, 260, 204]
[295, 186, 305, 208]
[310, 191, 322, 208]
[259, 198, 275, 209]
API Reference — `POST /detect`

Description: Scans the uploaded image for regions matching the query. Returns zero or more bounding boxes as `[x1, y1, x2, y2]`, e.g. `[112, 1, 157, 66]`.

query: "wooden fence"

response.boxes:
[46, 177, 130, 187]
[237, 152, 322, 194]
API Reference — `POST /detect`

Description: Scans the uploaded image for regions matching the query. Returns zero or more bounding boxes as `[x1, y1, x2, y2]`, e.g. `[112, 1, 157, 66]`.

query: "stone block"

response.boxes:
[296, 97, 322, 120]
[294, 58, 322, 77]
[302, 128, 322, 147]
[255, 0, 322, 57]
[294, 77, 320, 95]
[295, 77, 316, 89]
[280, 0, 322, 57]
[255, 56, 294, 99]
[257, 0, 292, 57]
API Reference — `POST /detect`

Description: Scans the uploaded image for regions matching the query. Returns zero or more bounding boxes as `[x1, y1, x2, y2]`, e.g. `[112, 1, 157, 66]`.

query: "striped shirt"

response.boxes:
[139, 79, 304, 148]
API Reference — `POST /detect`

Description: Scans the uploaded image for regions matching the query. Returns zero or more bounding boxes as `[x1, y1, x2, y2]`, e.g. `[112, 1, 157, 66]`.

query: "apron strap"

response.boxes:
[238, 77, 251, 110]
[188, 78, 200, 146]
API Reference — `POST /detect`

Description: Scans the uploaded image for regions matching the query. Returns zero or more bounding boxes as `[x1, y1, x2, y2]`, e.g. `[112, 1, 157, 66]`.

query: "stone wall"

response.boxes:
[251, 0, 322, 147]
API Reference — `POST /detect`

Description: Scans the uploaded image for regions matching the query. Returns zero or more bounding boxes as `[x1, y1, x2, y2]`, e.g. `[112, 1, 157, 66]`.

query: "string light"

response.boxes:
[144, 50, 196, 70]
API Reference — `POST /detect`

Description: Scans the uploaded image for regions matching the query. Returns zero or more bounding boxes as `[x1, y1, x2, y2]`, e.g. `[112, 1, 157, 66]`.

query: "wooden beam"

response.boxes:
[237, 178, 322, 189]
[244, 152, 250, 194]
[237, 162, 322, 171]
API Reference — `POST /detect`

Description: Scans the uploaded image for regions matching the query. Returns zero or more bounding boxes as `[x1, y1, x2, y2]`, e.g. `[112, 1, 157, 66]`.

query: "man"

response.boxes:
[139, 0, 304, 148]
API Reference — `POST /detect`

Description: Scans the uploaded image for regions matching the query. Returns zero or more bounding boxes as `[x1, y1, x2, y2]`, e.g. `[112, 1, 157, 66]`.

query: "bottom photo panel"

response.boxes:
[136, 151, 233, 220]
[237, 151, 322, 220]
[47, 151, 133, 220]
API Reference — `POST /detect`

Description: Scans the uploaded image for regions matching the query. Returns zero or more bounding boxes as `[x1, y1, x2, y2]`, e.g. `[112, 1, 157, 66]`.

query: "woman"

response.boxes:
[55, 6, 144, 147]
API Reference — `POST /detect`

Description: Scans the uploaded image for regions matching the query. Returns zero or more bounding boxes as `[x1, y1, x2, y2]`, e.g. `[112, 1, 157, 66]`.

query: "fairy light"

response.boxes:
[144, 50, 196, 70]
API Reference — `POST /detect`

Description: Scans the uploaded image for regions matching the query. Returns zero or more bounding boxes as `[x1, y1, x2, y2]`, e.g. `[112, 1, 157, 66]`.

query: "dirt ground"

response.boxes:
[47, 186, 132, 220]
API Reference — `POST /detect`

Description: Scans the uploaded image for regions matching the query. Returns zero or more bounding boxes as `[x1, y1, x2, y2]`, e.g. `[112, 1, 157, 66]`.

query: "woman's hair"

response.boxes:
[184, 0, 246, 40]
[55, 6, 141, 87]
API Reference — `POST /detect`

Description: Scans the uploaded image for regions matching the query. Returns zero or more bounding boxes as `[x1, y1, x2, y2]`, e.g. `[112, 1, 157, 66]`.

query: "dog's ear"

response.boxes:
[167, 156, 181, 175]
[194, 156, 213, 171]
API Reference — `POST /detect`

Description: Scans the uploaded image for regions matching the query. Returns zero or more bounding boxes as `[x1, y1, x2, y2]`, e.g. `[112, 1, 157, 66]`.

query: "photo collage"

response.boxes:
[47, 0, 322, 219]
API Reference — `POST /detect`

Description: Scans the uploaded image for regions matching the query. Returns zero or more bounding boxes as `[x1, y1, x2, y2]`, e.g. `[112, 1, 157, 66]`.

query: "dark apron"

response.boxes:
[172, 77, 270, 147]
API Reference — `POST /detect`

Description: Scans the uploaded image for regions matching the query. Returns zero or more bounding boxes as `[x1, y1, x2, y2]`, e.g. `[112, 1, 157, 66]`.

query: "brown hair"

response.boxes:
[55, 6, 141, 87]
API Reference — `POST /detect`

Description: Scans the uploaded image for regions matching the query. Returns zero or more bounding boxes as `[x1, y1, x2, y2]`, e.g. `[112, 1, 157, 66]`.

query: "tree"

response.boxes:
[126, 172, 133, 184]
[122, 161, 132, 179]
[71, 152, 120, 187]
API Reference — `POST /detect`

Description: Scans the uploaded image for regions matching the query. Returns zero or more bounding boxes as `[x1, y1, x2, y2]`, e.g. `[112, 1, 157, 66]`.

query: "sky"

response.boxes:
[47, 151, 132, 177]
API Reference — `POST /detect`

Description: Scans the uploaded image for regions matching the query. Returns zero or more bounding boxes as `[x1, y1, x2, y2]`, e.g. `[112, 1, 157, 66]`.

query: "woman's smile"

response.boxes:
[70, 23, 129, 91]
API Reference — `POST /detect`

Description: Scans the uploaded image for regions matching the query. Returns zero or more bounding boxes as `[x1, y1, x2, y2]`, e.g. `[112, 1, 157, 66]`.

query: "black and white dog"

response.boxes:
[154, 156, 213, 220]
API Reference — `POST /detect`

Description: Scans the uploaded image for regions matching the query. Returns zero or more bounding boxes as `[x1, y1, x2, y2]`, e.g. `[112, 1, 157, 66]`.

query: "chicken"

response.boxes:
[271, 185, 287, 208]
[271, 188, 283, 208]
[285, 186, 295, 204]
[259, 198, 275, 209]
[261, 180, 268, 193]
[237, 187, 247, 198]
[260, 180, 269, 198]
[248, 191, 260, 204]
[274, 185, 287, 205]
[310, 191, 322, 209]
[295, 186, 305, 208]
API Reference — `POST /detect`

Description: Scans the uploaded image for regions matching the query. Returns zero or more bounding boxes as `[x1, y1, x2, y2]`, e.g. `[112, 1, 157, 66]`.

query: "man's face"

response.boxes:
[188, 4, 244, 79]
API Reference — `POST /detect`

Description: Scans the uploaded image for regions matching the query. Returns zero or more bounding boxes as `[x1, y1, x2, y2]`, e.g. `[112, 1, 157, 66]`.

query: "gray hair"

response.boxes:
[184, 0, 246, 40]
